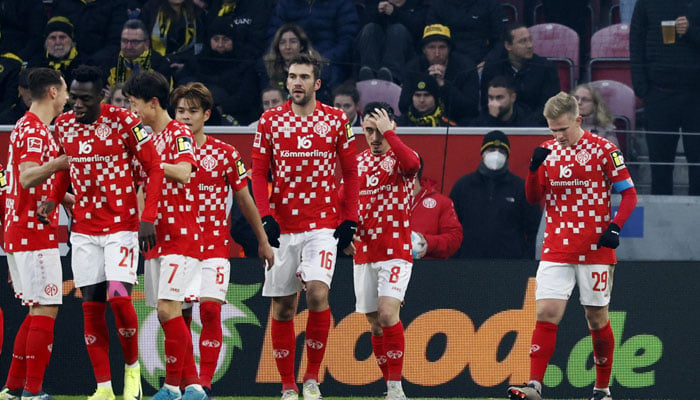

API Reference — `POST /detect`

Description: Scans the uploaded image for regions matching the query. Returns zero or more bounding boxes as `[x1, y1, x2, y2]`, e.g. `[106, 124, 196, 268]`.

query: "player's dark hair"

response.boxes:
[363, 101, 395, 121]
[332, 83, 359, 104]
[488, 75, 516, 93]
[288, 53, 322, 81]
[171, 82, 214, 112]
[504, 22, 528, 44]
[123, 70, 170, 110]
[72, 64, 105, 92]
[27, 67, 63, 100]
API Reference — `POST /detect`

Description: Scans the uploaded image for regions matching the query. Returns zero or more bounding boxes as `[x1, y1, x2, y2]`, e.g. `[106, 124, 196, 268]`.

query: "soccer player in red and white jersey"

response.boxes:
[350, 103, 420, 400]
[1, 68, 70, 400]
[37, 65, 163, 400]
[123, 70, 202, 400]
[251, 53, 359, 400]
[172, 82, 274, 395]
[0, 164, 7, 358]
[507, 92, 638, 400]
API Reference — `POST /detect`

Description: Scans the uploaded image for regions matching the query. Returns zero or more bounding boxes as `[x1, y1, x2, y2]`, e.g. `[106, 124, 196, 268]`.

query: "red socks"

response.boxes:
[180, 314, 199, 388]
[371, 334, 389, 382]
[199, 302, 223, 389]
[24, 315, 55, 394]
[5, 314, 31, 390]
[529, 321, 558, 383]
[591, 321, 615, 389]
[303, 309, 330, 383]
[382, 322, 405, 382]
[83, 302, 111, 383]
[162, 316, 189, 387]
[109, 296, 139, 365]
[271, 318, 297, 391]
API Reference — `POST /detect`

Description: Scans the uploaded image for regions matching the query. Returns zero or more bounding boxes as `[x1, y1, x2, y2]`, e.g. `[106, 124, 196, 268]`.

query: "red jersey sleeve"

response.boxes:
[337, 118, 358, 223]
[20, 127, 50, 165]
[251, 113, 273, 217]
[227, 147, 248, 193]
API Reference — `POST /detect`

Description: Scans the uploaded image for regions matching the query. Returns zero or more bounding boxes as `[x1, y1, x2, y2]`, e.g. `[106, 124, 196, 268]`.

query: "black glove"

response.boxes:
[139, 221, 157, 252]
[529, 147, 552, 171]
[333, 220, 357, 250]
[261, 215, 281, 248]
[597, 223, 621, 249]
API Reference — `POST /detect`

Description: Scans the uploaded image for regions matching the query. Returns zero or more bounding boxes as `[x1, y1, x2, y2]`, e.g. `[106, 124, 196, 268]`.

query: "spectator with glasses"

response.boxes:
[108, 19, 173, 88]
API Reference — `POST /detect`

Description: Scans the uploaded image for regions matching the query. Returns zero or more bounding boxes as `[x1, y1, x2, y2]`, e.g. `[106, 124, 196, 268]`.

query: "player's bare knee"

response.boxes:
[584, 305, 609, 329]
[305, 284, 329, 311]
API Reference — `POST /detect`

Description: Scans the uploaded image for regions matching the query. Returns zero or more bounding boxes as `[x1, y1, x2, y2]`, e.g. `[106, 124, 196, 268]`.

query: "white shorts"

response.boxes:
[183, 258, 230, 302]
[354, 259, 412, 314]
[70, 231, 139, 287]
[7, 249, 62, 306]
[262, 229, 337, 297]
[535, 261, 614, 306]
[144, 254, 200, 307]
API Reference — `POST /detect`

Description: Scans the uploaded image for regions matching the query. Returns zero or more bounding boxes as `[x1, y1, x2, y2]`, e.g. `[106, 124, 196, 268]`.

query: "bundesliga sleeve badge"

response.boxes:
[177, 136, 193, 154]
[610, 150, 625, 169]
[345, 123, 354, 141]
[132, 123, 149, 143]
[236, 159, 247, 177]
[0, 170, 7, 189]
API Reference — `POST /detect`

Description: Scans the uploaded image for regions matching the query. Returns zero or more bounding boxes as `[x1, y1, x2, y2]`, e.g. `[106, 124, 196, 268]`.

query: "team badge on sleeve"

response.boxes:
[132, 123, 148, 143]
[0, 170, 7, 189]
[610, 150, 625, 169]
[177, 136, 193, 154]
[345, 123, 354, 140]
[27, 137, 43, 153]
[235, 159, 247, 177]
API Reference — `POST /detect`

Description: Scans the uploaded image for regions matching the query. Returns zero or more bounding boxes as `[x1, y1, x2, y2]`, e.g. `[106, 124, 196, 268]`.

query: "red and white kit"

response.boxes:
[4, 112, 63, 305]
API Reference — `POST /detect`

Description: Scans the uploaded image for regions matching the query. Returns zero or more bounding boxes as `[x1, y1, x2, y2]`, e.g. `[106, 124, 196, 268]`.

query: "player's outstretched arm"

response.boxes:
[234, 187, 274, 268]
[18, 155, 70, 189]
[162, 161, 193, 184]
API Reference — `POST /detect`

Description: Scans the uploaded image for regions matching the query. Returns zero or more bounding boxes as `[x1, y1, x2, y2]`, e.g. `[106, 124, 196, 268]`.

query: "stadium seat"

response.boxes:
[588, 23, 631, 84]
[528, 23, 579, 92]
[533, 1, 596, 45]
[356, 79, 403, 117]
[589, 79, 635, 153]
[496, 0, 524, 24]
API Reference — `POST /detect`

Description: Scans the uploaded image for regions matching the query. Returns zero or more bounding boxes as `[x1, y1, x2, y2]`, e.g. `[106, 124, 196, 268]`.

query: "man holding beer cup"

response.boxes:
[630, 1, 700, 196]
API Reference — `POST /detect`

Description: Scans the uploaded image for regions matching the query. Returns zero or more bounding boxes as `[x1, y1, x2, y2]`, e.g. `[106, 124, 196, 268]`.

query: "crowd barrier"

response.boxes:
[1, 257, 696, 399]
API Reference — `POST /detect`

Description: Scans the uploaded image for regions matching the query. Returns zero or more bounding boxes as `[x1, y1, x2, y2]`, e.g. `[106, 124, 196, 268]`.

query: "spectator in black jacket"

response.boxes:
[178, 16, 259, 125]
[353, 0, 426, 84]
[0, 0, 47, 66]
[107, 19, 173, 87]
[481, 23, 559, 126]
[449, 130, 541, 259]
[202, 0, 274, 61]
[39, 17, 85, 86]
[630, 0, 700, 195]
[426, 0, 507, 67]
[139, 0, 204, 67]
[0, 69, 30, 125]
[469, 75, 540, 127]
[397, 74, 457, 127]
[50, 0, 127, 67]
[400, 24, 479, 123]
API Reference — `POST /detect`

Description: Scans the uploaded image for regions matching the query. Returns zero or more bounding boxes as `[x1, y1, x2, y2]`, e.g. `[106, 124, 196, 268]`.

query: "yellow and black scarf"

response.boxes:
[47, 47, 78, 72]
[407, 102, 456, 127]
[151, 9, 196, 56]
[217, 1, 237, 16]
[108, 49, 153, 86]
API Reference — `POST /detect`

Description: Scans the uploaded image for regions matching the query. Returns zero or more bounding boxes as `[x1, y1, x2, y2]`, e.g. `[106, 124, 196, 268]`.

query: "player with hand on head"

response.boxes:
[348, 102, 420, 400]
[251, 53, 359, 400]
[172, 82, 274, 396]
[507, 92, 638, 400]
[123, 70, 202, 400]
[1, 67, 70, 400]
[37, 64, 164, 400]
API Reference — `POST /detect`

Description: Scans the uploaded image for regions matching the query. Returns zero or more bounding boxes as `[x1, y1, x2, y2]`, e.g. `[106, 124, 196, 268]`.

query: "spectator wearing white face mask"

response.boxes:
[449, 130, 542, 259]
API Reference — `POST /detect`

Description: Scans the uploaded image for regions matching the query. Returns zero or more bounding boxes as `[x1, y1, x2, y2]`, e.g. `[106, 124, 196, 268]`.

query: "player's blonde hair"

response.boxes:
[543, 91, 579, 121]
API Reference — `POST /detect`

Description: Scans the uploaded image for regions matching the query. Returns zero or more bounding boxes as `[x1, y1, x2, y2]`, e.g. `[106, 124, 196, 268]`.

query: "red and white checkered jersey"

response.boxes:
[4, 112, 61, 252]
[355, 149, 417, 264]
[53, 105, 163, 234]
[252, 100, 358, 233]
[192, 136, 247, 259]
[145, 119, 200, 259]
[538, 130, 633, 264]
[0, 163, 7, 226]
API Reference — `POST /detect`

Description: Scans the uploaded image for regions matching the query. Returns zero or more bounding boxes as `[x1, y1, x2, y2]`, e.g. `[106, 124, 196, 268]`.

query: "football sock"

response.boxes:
[371, 334, 389, 382]
[591, 321, 614, 389]
[162, 316, 188, 386]
[271, 318, 297, 392]
[199, 301, 223, 389]
[303, 308, 330, 383]
[180, 314, 199, 388]
[5, 314, 31, 390]
[83, 302, 112, 383]
[24, 315, 55, 394]
[109, 296, 139, 365]
[529, 321, 558, 382]
[382, 321, 405, 382]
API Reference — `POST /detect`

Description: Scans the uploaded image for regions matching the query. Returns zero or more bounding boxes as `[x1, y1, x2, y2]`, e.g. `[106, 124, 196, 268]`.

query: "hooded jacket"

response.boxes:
[411, 177, 463, 259]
